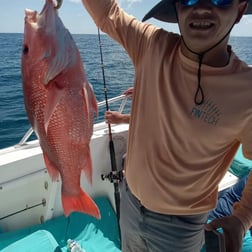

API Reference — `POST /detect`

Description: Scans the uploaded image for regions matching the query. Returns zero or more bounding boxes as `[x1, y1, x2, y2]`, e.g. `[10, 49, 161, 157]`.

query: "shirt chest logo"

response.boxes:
[190, 99, 221, 126]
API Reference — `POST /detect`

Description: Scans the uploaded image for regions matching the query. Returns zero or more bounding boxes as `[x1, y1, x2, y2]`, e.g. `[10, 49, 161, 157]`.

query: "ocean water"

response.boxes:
[0, 33, 251, 149]
[0, 33, 134, 149]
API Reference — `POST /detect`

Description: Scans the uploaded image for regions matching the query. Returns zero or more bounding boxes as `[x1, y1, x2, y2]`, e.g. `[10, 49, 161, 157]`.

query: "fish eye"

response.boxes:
[23, 45, 29, 55]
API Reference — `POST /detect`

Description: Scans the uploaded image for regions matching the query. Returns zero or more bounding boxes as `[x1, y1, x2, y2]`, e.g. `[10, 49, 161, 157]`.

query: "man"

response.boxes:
[81, 0, 252, 251]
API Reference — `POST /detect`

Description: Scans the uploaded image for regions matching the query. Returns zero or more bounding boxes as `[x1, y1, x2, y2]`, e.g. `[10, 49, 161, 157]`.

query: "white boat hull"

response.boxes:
[0, 122, 128, 232]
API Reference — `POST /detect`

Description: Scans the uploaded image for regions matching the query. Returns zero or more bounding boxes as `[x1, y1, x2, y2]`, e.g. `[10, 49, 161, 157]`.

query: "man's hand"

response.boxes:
[123, 87, 134, 98]
[205, 215, 245, 252]
[105, 111, 130, 124]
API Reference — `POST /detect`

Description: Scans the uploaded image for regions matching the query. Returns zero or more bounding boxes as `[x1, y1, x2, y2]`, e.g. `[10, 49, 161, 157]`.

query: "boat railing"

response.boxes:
[17, 94, 129, 147]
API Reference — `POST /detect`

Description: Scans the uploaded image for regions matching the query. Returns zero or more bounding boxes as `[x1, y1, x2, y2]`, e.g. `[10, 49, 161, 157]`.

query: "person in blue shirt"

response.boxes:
[209, 174, 250, 225]
[206, 173, 252, 251]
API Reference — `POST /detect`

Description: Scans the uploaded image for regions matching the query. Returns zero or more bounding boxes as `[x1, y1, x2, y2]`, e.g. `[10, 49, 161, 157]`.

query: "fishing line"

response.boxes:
[97, 28, 112, 135]
[97, 28, 121, 241]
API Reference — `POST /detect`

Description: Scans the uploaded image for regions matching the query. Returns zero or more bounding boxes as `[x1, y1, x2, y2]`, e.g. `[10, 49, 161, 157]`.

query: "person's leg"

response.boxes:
[120, 179, 149, 252]
[141, 207, 208, 252]
[120, 180, 208, 252]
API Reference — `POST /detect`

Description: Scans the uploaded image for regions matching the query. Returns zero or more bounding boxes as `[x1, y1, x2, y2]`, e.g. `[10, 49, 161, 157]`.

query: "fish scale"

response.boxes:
[21, 0, 100, 219]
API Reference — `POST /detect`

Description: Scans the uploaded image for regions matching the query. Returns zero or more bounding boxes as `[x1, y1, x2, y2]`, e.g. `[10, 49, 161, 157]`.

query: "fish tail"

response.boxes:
[62, 189, 101, 219]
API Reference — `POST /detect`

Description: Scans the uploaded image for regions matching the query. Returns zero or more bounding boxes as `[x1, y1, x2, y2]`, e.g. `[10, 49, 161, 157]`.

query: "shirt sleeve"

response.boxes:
[81, 0, 159, 66]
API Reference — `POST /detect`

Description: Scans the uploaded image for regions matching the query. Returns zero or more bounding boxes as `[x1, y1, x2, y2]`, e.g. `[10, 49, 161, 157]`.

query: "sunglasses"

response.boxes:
[180, 0, 233, 7]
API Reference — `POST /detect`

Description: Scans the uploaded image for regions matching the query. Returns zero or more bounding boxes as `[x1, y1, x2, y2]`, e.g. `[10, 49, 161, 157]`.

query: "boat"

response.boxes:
[0, 95, 129, 251]
[1, 88, 252, 251]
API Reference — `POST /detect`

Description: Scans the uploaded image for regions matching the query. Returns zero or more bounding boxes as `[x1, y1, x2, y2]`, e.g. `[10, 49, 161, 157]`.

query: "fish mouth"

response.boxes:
[25, 0, 56, 26]
[25, 9, 38, 24]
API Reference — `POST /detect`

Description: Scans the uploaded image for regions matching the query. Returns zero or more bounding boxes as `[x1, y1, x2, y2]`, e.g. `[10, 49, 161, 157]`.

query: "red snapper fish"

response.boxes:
[21, 0, 100, 219]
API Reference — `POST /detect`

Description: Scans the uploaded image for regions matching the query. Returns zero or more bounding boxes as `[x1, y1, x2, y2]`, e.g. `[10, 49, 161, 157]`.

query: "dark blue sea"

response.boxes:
[0, 33, 252, 149]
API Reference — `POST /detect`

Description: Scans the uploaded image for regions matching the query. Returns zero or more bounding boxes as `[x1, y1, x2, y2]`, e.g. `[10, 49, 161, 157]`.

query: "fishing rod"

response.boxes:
[98, 28, 122, 241]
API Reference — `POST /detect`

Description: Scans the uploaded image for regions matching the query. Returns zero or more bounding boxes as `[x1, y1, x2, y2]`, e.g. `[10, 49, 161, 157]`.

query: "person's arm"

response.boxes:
[105, 111, 130, 124]
[81, 0, 114, 27]
[81, 0, 158, 66]
[123, 87, 134, 98]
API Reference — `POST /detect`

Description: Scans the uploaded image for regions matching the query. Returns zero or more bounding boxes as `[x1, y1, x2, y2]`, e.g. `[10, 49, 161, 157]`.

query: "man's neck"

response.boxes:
[181, 41, 231, 67]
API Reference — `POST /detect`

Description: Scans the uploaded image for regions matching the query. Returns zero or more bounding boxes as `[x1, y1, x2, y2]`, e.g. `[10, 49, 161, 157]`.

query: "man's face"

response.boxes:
[176, 0, 247, 52]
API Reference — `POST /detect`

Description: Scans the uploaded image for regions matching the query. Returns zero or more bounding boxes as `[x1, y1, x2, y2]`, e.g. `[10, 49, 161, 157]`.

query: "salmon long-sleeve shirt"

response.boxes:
[82, 0, 252, 231]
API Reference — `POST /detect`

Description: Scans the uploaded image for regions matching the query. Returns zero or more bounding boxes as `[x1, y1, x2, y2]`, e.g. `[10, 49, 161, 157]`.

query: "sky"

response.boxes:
[1, 0, 252, 36]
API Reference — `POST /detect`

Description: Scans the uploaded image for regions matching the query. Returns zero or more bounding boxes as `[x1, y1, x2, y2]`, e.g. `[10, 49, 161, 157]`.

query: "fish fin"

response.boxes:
[44, 42, 77, 85]
[82, 85, 89, 117]
[87, 82, 98, 115]
[81, 146, 92, 185]
[43, 152, 59, 181]
[44, 82, 64, 133]
[62, 189, 101, 219]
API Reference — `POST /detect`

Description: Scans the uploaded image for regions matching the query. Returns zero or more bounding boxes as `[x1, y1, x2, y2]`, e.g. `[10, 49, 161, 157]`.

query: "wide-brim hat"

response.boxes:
[142, 0, 252, 23]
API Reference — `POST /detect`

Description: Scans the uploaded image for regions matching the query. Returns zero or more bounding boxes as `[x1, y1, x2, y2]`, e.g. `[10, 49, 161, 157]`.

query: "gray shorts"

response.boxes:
[120, 180, 208, 252]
